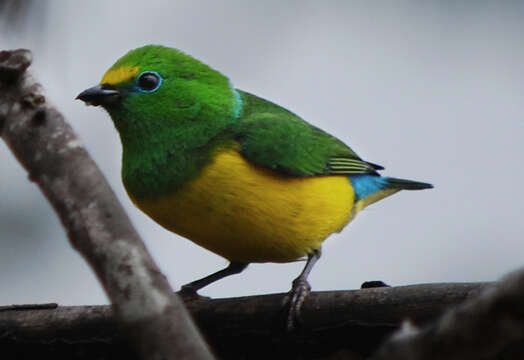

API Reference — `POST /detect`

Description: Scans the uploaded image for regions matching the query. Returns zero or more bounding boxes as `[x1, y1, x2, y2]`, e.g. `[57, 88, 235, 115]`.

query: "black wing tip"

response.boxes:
[366, 161, 385, 171]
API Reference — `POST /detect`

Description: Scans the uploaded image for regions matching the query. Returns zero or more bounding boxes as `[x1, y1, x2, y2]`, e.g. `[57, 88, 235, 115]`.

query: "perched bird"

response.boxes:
[77, 45, 432, 328]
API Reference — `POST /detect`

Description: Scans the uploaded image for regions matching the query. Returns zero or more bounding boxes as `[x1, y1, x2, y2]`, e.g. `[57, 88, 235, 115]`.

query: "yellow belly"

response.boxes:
[130, 148, 355, 263]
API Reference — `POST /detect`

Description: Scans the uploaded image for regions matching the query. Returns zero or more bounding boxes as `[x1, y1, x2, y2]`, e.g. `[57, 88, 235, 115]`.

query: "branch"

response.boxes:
[0, 49, 213, 359]
[1, 283, 492, 359]
[372, 270, 524, 360]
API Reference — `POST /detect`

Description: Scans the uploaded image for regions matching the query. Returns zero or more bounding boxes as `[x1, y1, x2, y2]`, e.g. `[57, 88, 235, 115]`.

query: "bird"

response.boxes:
[77, 44, 432, 329]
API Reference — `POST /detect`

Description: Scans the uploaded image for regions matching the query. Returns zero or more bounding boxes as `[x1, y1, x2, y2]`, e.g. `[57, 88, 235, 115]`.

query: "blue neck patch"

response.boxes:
[349, 175, 389, 201]
[232, 88, 243, 119]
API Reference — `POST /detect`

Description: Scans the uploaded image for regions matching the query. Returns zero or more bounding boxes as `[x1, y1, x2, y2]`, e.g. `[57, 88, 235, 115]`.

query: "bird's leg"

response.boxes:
[284, 248, 321, 330]
[178, 262, 248, 299]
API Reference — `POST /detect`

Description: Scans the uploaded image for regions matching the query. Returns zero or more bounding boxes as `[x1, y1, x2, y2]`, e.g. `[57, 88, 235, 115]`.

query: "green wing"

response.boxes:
[233, 91, 382, 177]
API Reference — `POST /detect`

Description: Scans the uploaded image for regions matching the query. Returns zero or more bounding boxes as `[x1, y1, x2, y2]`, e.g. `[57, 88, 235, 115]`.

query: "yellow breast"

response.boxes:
[130, 147, 355, 263]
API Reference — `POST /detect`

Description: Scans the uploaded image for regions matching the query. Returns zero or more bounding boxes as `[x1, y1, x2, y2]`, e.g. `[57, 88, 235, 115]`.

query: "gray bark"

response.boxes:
[372, 270, 524, 360]
[0, 48, 213, 360]
[2, 283, 506, 359]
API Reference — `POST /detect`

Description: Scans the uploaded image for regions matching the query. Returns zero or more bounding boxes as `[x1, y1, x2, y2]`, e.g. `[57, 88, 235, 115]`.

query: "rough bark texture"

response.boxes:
[372, 270, 524, 360]
[6, 283, 522, 359]
[0, 49, 213, 360]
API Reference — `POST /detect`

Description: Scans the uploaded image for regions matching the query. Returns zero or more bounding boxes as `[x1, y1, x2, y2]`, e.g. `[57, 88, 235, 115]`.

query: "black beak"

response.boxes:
[76, 85, 121, 106]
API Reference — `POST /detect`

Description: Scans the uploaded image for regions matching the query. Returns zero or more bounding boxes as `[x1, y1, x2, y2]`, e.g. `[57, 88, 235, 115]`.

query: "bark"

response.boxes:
[2, 283, 505, 359]
[0, 49, 213, 360]
[372, 269, 524, 360]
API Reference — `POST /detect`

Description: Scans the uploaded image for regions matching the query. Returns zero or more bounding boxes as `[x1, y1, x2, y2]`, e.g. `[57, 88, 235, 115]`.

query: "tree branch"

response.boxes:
[0, 49, 213, 359]
[1, 283, 497, 359]
[372, 269, 524, 360]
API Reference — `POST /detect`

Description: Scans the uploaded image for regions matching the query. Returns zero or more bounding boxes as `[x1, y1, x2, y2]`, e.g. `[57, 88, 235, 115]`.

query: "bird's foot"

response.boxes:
[177, 286, 211, 301]
[282, 278, 311, 331]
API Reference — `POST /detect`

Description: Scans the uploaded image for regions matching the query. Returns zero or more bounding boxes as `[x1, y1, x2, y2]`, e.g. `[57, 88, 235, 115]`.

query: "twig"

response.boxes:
[0, 303, 57, 312]
[0, 48, 213, 360]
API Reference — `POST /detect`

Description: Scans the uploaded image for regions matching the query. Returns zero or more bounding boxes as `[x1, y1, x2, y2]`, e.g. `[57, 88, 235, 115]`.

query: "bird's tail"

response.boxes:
[383, 177, 433, 191]
[348, 175, 432, 220]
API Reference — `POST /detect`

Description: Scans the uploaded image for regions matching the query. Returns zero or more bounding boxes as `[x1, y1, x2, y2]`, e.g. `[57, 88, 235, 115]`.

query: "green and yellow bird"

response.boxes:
[77, 45, 432, 327]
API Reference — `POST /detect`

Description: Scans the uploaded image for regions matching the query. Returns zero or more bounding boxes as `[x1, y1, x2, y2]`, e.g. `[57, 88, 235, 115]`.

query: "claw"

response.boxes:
[177, 286, 210, 301]
[281, 249, 321, 331]
[283, 278, 311, 330]
[177, 262, 248, 301]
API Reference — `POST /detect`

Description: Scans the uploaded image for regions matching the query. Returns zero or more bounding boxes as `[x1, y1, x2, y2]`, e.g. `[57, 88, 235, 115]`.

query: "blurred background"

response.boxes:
[1, 1, 523, 305]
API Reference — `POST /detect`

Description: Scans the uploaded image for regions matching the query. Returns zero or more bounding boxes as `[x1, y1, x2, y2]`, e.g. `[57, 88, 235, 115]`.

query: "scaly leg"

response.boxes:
[284, 248, 321, 330]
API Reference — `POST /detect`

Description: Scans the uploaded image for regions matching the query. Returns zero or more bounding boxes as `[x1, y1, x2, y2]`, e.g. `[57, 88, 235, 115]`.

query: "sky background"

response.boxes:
[1, 1, 523, 305]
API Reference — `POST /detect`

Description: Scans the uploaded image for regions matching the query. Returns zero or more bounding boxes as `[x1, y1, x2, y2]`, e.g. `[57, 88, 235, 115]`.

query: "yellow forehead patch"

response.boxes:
[100, 66, 140, 86]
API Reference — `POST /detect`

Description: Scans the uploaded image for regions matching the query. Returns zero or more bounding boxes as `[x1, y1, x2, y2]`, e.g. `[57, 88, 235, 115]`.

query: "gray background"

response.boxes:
[1, 1, 523, 305]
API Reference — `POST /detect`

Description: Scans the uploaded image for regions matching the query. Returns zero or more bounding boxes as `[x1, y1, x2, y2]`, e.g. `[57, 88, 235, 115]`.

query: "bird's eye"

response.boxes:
[136, 71, 162, 93]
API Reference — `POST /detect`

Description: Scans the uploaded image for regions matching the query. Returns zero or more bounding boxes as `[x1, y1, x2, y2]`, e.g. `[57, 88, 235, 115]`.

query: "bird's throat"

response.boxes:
[120, 138, 213, 202]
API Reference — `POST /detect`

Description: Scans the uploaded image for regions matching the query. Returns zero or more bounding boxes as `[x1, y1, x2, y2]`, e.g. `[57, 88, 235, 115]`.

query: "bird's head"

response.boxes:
[77, 45, 241, 141]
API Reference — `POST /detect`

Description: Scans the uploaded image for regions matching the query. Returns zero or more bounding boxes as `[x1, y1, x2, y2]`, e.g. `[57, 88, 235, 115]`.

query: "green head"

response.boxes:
[77, 45, 242, 199]
[78, 45, 241, 149]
